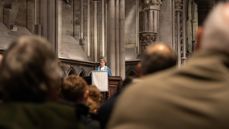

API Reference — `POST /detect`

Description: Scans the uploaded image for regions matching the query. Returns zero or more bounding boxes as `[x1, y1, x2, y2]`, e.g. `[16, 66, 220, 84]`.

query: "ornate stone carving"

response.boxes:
[143, 0, 162, 6]
[175, 0, 183, 11]
[142, 0, 162, 10]
[139, 32, 157, 53]
[63, 0, 72, 5]
[63, 0, 72, 8]
[174, 0, 187, 65]
[139, 0, 162, 54]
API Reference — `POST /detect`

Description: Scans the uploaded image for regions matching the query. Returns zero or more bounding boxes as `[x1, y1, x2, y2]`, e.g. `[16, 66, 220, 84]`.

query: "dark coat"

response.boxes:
[0, 102, 84, 129]
[98, 93, 119, 129]
[75, 103, 100, 129]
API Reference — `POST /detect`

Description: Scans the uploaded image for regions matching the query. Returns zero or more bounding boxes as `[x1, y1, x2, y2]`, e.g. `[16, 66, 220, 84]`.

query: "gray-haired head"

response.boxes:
[0, 36, 63, 102]
[202, 3, 229, 54]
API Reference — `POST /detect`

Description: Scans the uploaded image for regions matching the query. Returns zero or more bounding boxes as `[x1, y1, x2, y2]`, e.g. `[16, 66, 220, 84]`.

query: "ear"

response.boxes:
[195, 27, 203, 51]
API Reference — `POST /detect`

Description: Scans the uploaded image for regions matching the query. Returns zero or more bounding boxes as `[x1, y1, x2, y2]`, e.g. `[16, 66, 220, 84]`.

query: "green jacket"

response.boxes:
[0, 102, 84, 129]
[108, 50, 229, 129]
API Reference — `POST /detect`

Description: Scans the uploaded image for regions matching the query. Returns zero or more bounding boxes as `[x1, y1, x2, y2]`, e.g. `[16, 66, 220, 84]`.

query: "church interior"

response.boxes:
[0, 0, 229, 129]
[0, 0, 224, 79]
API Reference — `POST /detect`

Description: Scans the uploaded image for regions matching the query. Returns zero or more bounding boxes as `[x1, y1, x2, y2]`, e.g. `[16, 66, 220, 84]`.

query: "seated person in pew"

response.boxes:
[0, 36, 83, 129]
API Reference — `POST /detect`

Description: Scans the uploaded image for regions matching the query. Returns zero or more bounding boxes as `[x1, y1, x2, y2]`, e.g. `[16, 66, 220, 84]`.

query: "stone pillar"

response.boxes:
[33, 0, 42, 35]
[107, 0, 125, 78]
[40, 0, 48, 37]
[3, 0, 19, 30]
[57, 0, 62, 55]
[80, 0, 84, 40]
[40, 0, 57, 51]
[93, 0, 98, 61]
[48, 0, 57, 51]
[182, 0, 187, 63]
[120, 0, 125, 78]
[175, 0, 187, 66]
[158, 0, 174, 48]
[139, 0, 162, 54]
[87, 0, 91, 57]
[101, 0, 106, 57]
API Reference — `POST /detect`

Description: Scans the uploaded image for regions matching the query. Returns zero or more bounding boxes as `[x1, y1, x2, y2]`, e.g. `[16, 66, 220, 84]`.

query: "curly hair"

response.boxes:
[61, 75, 88, 102]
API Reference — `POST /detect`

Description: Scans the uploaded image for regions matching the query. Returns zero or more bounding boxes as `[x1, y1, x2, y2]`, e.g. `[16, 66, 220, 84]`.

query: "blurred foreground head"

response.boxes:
[141, 43, 177, 75]
[62, 75, 89, 104]
[87, 85, 102, 113]
[0, 36, 62, 102]
[201, 3, 229, 54]
[0, 54, 3, 65]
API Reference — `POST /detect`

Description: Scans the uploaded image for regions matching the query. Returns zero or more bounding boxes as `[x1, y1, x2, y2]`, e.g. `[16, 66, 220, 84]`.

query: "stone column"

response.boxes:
[93, 0, 98, 61]
[119, 0, 125, 78]
[182, 0, 187, 63]
[101, 0, 106, 57]
[34, 0, 41, 35]
[87, 0, 91, 57]
[80, 0, 84, 40]
[57, 0, 62, 55]
[40, 0, 48, 37]
[107, 0, 125, 78]
[139, 0, 162, 54]
[175, 0, 187, 66]
[3, 0, 19, 30]
[40, 0, 58, 51]
[48, 0, 57, 51]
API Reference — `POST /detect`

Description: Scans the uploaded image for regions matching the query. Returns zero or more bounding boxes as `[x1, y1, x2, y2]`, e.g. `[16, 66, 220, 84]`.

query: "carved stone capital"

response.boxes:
[142, 0, 162, 10]
[175, 0, 183, 11]
[139, 32, 157, 53]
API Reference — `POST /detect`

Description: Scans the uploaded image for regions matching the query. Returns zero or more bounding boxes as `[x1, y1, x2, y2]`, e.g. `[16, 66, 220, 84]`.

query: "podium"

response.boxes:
[84, 74, 122, 100]
[92, 71, 109, 92]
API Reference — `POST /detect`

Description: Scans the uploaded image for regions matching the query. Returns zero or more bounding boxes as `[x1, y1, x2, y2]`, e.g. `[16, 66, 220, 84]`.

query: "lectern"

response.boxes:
[92, 71, 108, 92]
[83, 74, 122, 100]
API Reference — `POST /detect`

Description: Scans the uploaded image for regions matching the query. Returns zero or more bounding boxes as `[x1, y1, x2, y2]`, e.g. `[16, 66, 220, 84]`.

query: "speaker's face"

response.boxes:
[100, 59, 105, 67]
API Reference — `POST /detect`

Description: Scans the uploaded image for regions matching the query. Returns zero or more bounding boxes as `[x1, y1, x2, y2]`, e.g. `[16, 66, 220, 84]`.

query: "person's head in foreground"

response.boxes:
[87, 85, 102, 113]
[0, 36, 62, 102]
[88, 85, 102, 104]
[0, 54, 3, 65]
[61, 75, 89, 104]
[141, 42, 177, 75]
[108, 3, 229, 129]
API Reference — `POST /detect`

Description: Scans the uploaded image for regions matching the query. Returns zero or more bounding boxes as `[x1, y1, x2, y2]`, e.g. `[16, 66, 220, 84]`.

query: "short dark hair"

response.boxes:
[141, 43, 177, 75]
[61, 75, 88, 102]
[0, 36, 62, 102]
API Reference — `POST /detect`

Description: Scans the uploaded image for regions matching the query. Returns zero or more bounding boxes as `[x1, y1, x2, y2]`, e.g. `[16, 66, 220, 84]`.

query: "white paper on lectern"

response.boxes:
[92, 71, 108, 92]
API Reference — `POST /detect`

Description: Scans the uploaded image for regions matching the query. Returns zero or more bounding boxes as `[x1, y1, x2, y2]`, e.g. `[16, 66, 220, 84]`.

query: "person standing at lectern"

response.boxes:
[96, 58, 112, 76]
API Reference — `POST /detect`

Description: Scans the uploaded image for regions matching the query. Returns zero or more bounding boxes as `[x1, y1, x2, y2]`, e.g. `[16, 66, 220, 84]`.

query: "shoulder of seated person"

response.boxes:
[119, 68, 177, 99]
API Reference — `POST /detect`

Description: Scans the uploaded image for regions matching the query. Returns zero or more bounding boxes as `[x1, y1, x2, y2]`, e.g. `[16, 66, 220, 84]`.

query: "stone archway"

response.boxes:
[78, 68, 86, 77]
[67, 66, 77, 75]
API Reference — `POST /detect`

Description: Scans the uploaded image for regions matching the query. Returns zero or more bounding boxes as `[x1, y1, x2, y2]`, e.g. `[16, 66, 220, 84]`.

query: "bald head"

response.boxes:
[146, 43, 174, 57]
[141, 43, 177, 75]
[201, 3, 229, 54]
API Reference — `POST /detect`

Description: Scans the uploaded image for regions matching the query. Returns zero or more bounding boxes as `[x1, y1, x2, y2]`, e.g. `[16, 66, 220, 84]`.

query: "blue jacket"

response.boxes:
[95, 66, 112, 76]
